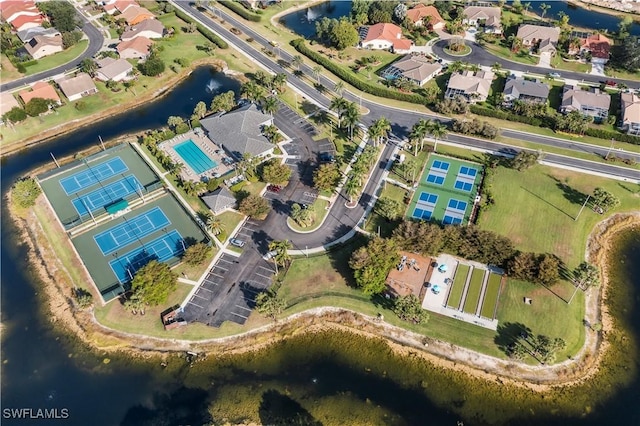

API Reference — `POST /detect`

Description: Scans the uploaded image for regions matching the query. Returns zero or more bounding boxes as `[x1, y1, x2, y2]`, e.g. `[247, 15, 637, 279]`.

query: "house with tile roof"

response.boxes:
[503, 76, 550, 106]
[202, 187, 237, 214]
[0, 91, 21, 118]
[95, 57, 134, 82]
[579, 33, 612, 64]
[381, 55, 442, 86]
[9, 13, 44, 32]
[17, 26, 61, 43]
[359, 23, 413, 54]
[57, 73, 98, 102]
[24, 34, 63, 59]
[200, 103, 275, 159]
[517, 24, 561, 54]
[117, 36, 152, 60]
[120, 5, 154, 26]
[561, 85, 611, 122]
[120, 19, 164, 41]
[621, 92, 640, 135]
[103, 0, 137, 15]
[19, 81, 61, 106]
[445, 70, 494, 103]
[406, 5, 445, 30]
[0, 1, 41, 23]
[462, 5, 502, 34]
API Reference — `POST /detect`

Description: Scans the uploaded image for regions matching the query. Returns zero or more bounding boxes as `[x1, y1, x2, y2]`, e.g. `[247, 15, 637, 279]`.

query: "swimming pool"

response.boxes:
[174, 139, 218, 174]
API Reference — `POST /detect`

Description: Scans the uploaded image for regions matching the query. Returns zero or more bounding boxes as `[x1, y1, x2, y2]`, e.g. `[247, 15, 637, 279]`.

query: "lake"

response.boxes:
[279, 0, 640, 37]
[2, 65, 640, 424]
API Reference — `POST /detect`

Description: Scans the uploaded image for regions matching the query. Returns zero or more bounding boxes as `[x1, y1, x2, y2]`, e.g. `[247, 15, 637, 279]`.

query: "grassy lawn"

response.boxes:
[364, 182, 410, 238]
[156, 13, 215, 64]
[215, 210, 244, 242]
[172, 249, 217, 281]
[605, 66, 640, 81]
[484, 43, 538, 66]
[551, 56, 590, 74]
[24, 41, 89, 76]
[497, 279, 585, 362]
[477, 163, 640, 269]
[0, 53, 22, 82]
[287, 198, 329, 232]
[108, 27, 119, 39]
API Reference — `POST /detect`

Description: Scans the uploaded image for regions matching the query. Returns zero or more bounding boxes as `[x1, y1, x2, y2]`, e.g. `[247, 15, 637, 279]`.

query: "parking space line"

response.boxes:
[258, 265, 273, 273]
[231, 312, 248, 319]
[235, 305, 252, 312]
[198, 286, 213, 293]
[193, 292, 208, 301]
[255, 271, 272, 279]
[188, 300, 204, 309]
[218, 258, 234, 264]
[214, 266, 228, 272]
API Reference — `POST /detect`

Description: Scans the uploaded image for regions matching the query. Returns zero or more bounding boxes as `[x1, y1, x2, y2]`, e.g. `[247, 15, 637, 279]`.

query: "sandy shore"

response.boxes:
[0, 58, 234, 158]
[573, 0, 640, 20]
[7, 180, 640, 389]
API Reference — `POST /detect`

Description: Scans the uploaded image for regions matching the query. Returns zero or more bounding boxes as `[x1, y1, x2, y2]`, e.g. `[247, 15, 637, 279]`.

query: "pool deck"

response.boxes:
[159, 130, 233, 182]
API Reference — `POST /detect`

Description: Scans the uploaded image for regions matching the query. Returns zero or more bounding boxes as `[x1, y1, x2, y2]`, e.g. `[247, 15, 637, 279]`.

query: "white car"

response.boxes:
[263, 250, 278, 260]
[230, 238, 245, 248]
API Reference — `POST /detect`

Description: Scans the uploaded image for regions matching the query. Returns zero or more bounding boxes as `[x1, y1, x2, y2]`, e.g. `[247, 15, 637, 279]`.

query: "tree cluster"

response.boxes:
[434, 97, 469, 115]
[506, 252, 561, 286]
[210, 90, 236, 113]
[255, 290, 287, 320]
[510, 151, 540, 171]
[25, 97, 54, 117]
[592, 187, 620, 213]
[452, 118, 499, 139]
[139, 55, 166, 77]
[290, 203, 315, 227]
[554, 110, 592, 135]
[351, 0, 400, 26]
[12, 177, 42, 208]
[611, 36, 640, 73]
[393, 295, 429, 324]
[239, 194, 271, 218]
[313, 163, 341, 192]
[374, 197, 403, 221]
[315, 17, 359, 51]
[38, 1, 78, 32]
[349, 237, 400, 295]
[182, 242, 212, 266]
[130, 260, 177, 306]
[261, 159, 291, 185]
[2, 107, 27, 124]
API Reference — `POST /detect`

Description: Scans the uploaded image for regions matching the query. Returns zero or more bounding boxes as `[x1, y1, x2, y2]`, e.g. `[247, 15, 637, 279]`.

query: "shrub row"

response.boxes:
[470, 105, 543, 126]
[173, 9, 229, 48]
[218, 0, 262, 22]
[290, 38, 426, 105]
[584, 127, 640, 145]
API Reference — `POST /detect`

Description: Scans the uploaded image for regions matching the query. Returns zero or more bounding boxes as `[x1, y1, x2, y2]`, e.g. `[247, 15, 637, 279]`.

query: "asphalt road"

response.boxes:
[0, 11, 103, 92]
[432, 39, 640, 90]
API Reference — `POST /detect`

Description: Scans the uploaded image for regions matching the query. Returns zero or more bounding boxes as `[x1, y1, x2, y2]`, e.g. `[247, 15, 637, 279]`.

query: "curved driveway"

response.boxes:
[432, 39, 640, 90]
[0, 12, 103, 92]
[175, 2, 640, 251]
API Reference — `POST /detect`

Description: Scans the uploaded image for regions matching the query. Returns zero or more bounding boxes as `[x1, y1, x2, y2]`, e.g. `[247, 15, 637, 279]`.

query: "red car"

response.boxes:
[267, 185, 282, 193]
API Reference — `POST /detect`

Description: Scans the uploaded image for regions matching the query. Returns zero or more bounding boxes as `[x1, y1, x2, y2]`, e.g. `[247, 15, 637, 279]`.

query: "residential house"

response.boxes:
[621, 92, 640, 135]
[199, 103, 275, 159]
[381, 55, 442, 86]
[103, 0, 137, 15]
[462, 5, 502, 34]
[19, 81, 61, 106]
[24, 35, 63, 60]
[120, 19, 165, 41]
[517, 24, 561, 54]
[202, 187, 236, 214]
[406, 5, 445, 30]
[503, 76, 550, 106]
[359, 23, 413, 54]
[9, 13, 44, 32]
[0, 91, 21, 119]
[120, 5, 154, 26]
[95, 57, 134, 82]
[116, 36, 152, 60]
[572, 33, 612, 64]
[561, 85, 611, 122]
[0, 1, 41, 23]
[17, 26, 61, 43]
[57, 73, 98, 102]
[444, 70, 495, 103]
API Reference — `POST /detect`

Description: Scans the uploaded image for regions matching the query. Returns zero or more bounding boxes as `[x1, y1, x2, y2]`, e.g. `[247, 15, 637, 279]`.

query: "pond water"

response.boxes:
[279, 0, 640, 37]
[2, 65, 640, 424]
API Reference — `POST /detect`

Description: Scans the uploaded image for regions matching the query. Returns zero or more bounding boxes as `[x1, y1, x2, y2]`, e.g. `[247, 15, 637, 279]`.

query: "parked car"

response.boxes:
[267, 184, 282, 193]
[319, 152, 335, 163]
[263, 250, 278, 260]
[230, 238, 245, 248]
[548, 72, 561, 79]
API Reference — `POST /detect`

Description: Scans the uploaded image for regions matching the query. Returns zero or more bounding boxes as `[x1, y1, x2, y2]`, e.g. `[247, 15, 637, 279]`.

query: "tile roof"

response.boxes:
[581, 33, 611, 59]
[562, 85, 611, 111]
[16, 26, 60, 43]
[385, 55, 442, 82]
[362, 23, 402, 43]
[117, 36, 152, 56]
[119, 5, 154, 25]
[19, 81, 61, 104]
[0, 1, 39, 22]
[504, 77, 550, 100]
[24, 34, 63, 57]
[406, 5, 444, 26]
[621, 92, 640, 124]
[57, 73, 97, 99]
[120, 18, 164, 40]
[517, 24, 561, 44]
[200, 103, 274, 158]
[463, 6, 501, 26]
[447, 70, 494, 98]
[96, 58, 133, 80]
[10, 13, 44, 31]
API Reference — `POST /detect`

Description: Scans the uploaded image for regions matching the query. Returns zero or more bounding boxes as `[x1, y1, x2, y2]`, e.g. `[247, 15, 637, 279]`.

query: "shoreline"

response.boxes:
[0, 58, 235, 159]
[573, 0, 640, 21]
[8, 180, 640, 389]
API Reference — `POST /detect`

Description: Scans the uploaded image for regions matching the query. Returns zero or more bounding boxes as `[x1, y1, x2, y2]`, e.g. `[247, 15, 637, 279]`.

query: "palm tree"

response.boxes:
[429, 121, 448, 153]
[170, 161, 185, 177]
[333, 80, 344, 96]
[241, 81, 266, 103]
[80, 58, 97, 77]
[539, 3, 551, 20]
[206, 214, 225, 236]
[370, 117, 391, 146]
[409, 119, 430, 155]
[523, 2, 531, 13]
[273, 73, 287, 92]
[329, 97, 348, 129]
[262, 96, 278, 117]
[491, 62, 503, 75]
[344, 175, 361, 204]
[449, 61, 466, 74]
[268, 239, 292, 273]
[312, 65, 322, 84]
[342, 102, 360, 141]
[291, 55, 303, 71]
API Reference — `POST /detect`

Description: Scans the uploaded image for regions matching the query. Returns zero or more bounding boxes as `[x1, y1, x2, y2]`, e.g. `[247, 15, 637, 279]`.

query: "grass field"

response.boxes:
[215, 210, 244, 243]
[23, 41, 89, 76]
[0, 53, 22, 82]
[551, 56, 590, 74]
[447, 263, 469, 310]
[463, 268, 485, 314]
[365, 182, 408, 238]
[484, 43, 538, 66]
[480, 273, 502, 319]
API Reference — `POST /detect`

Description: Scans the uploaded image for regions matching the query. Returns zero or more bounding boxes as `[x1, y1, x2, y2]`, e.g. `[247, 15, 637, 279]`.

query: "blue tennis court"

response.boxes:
[109, 230, 184, 283]
[454, 180, 473, 191]
[433, 160, 450, 171]
[426, 160, 450, 185]
[94, 207, 171, 255]
[443, 215, 463, 225]
[72, 175, 142, 216]
[59, 157, 128, 195]
[448, 199, 467, 211]
[174, 140, 218, 174]
[413, 207, 433, 220]
[426, 174, 445, 185]
[418, 192, 438, 205]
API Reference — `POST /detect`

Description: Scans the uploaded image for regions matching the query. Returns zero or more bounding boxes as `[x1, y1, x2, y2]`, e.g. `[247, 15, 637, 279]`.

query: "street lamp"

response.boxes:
[605, 138, 615, 158]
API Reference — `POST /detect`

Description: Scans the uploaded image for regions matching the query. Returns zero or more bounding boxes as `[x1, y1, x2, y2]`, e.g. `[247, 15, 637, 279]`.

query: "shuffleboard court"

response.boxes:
[109, 230, 184, 283]
[59, 157, 128, 195]
[72, 175, 142, 216]
[463, 268, 486, 314]
[447, 263, 469, 310]
[94, 207, 171, 255]
[480, 273, 502, 319]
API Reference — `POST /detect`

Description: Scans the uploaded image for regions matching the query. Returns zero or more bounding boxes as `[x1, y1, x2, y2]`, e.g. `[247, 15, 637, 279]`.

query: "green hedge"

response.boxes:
[290, 39, 426, 105]
[173, 9, 229, 48]
[470, 105, 543, 126]
[218, 0, 262, 22]
[584, 127, 640, 145]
